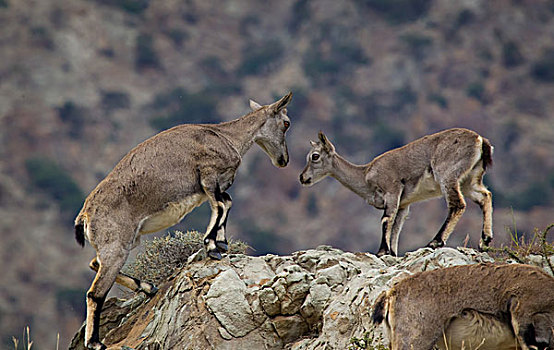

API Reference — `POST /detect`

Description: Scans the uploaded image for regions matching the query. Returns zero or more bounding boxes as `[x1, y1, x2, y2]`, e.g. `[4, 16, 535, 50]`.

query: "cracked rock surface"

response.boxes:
[70, 246, 527, 349]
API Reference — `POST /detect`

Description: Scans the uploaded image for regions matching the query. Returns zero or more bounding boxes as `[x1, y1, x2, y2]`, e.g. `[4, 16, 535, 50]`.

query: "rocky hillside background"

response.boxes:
[67, 246, 554, 350]
[1, 0, 554, 348]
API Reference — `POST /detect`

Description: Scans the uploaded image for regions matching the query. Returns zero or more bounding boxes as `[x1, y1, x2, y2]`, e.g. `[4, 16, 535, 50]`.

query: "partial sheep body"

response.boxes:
[76, 93, 292, 350]
[299, 128, 493, 256]
[372, 263, 554, 350]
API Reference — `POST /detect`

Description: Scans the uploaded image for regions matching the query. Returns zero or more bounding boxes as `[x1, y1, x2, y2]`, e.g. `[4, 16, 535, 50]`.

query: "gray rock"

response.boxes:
[70, 245, 533, 350]
[205, 269, 258, 337]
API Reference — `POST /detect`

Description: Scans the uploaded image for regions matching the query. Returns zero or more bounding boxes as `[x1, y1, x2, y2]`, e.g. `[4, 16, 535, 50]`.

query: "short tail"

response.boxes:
[481, 137, 493, 171]
[75, 217, 85, 248]
[372, 291, 388, 325]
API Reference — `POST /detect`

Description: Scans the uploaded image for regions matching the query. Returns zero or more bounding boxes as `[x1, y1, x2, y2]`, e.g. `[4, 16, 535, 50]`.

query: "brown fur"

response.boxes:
[372, 263, 554, 350]
[76, 93, 292, 350]
[299, 128, 494, 256]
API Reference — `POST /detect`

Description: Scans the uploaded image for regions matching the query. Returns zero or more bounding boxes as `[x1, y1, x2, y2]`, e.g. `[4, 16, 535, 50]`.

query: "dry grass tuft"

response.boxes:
[122, 230, 250, 286]
[349, 330, 389, 350]
[484, 223, 554, 274]
[12, 326, 33, 350]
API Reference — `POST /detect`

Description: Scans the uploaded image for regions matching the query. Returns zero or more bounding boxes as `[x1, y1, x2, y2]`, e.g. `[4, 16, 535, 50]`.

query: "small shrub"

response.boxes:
[57, 101, 86, 138]
[166, 28, 188, 47]
[149, 88, 220, 131]
[289, 0, 310, 33]
[135, 33, 160, 70]
[0, 0, 8, 8]
[93, 0, 150, 14]
[372, 123, 405, 155]
[25, 157, 84, 215]
[237, 39, 285, 76]
[358, 0, 432, 24]
[427, 93, 448, 109]
[306, 193, 319, 216]
[101, 90, 130, 112]
[502, 41, 524, 68]
[466, 81, 486, 103]
[531, 49, 554, 82]
[122, 231, 249, 285]
[30, 26, 54, 50]
[349, 330, 388, 350]
[400, 33, 433, 60]
[455, 8, 475, 28]
[56, 288, 86, 315]
[303, 41, 369, 82]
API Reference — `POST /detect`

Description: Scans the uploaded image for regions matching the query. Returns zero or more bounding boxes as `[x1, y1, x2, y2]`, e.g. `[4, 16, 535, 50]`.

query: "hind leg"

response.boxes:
[85, 247, 130, 350]
[464, 172, 493, 250]
[89, 257, 157, 296]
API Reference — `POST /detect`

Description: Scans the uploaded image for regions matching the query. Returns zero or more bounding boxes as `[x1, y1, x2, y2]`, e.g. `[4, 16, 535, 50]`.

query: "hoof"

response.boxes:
[86, 341, 107, 350]
[140, 284, 158, 297]
[216, 240, 228, 253]
[479, 234, 492, 251]
[376, 249, 390, 257]
[427, 240, 444, 249]
[207, 249, 223, 260]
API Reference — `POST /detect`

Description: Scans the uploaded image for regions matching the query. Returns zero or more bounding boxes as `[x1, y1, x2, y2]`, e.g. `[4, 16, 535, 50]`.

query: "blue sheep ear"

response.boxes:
[318, 131, 335, 153]
[310, 140, 318, 147]
[272, 91, 293, 113]
[249, 99, 263, 111]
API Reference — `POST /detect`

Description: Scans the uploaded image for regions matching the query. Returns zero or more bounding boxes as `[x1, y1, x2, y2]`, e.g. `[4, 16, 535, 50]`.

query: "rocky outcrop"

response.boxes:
[69, 246, 553, 349]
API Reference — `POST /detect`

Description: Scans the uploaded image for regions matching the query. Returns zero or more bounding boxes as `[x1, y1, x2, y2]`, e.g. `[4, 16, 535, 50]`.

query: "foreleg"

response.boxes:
[377, 192, 402, 257]
[215, 192, 232, 253]
[389, 206, 409, 257]
[428, 181, 466, 249]
[200, 173, 227, 260]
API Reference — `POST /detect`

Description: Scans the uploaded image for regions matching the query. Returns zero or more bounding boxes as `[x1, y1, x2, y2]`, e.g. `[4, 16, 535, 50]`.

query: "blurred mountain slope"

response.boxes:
[0, 0, 553, 348]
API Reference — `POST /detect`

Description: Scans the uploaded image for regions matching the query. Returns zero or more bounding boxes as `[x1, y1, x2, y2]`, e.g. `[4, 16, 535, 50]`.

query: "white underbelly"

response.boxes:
[138, 194, 207, 234]
[400, 170, 442, 207]
[437, 310, 518, 350]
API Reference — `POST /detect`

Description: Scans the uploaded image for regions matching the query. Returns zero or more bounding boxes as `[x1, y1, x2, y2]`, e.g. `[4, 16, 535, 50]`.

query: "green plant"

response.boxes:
[237, 39, 285, 76]
[303, 40, 369, 81]
[502, 41, 524, 68]
[101, 90, 130, 111]
[149, 88, 220, 131]
[30, 26, 54, 50]
[466, 81, 486, 103]
[57, 100, 87, 138]
[135, 33, 160, 70]
[289, 0, 310, 33]
[358, 0, 432, 24]
[427, 93, 448, 109]
[122, 231, 249, 286]
[531, 49, 554, 82]
[93, 0, 150, 14]
[56, 288, 86, 315]
[0, 0, 8, 8]
[166, 28, 188, 47]
[349, 330, 388, 350]
[400, 32, 433, 60]
[25, 157, 84, 215]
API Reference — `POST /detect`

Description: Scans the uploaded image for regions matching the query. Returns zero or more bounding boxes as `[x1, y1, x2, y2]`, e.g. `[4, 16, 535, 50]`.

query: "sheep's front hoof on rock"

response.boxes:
[426, 240, 445, 249]
[207, 249, 223, 260]
[216, 240, 228, 253]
